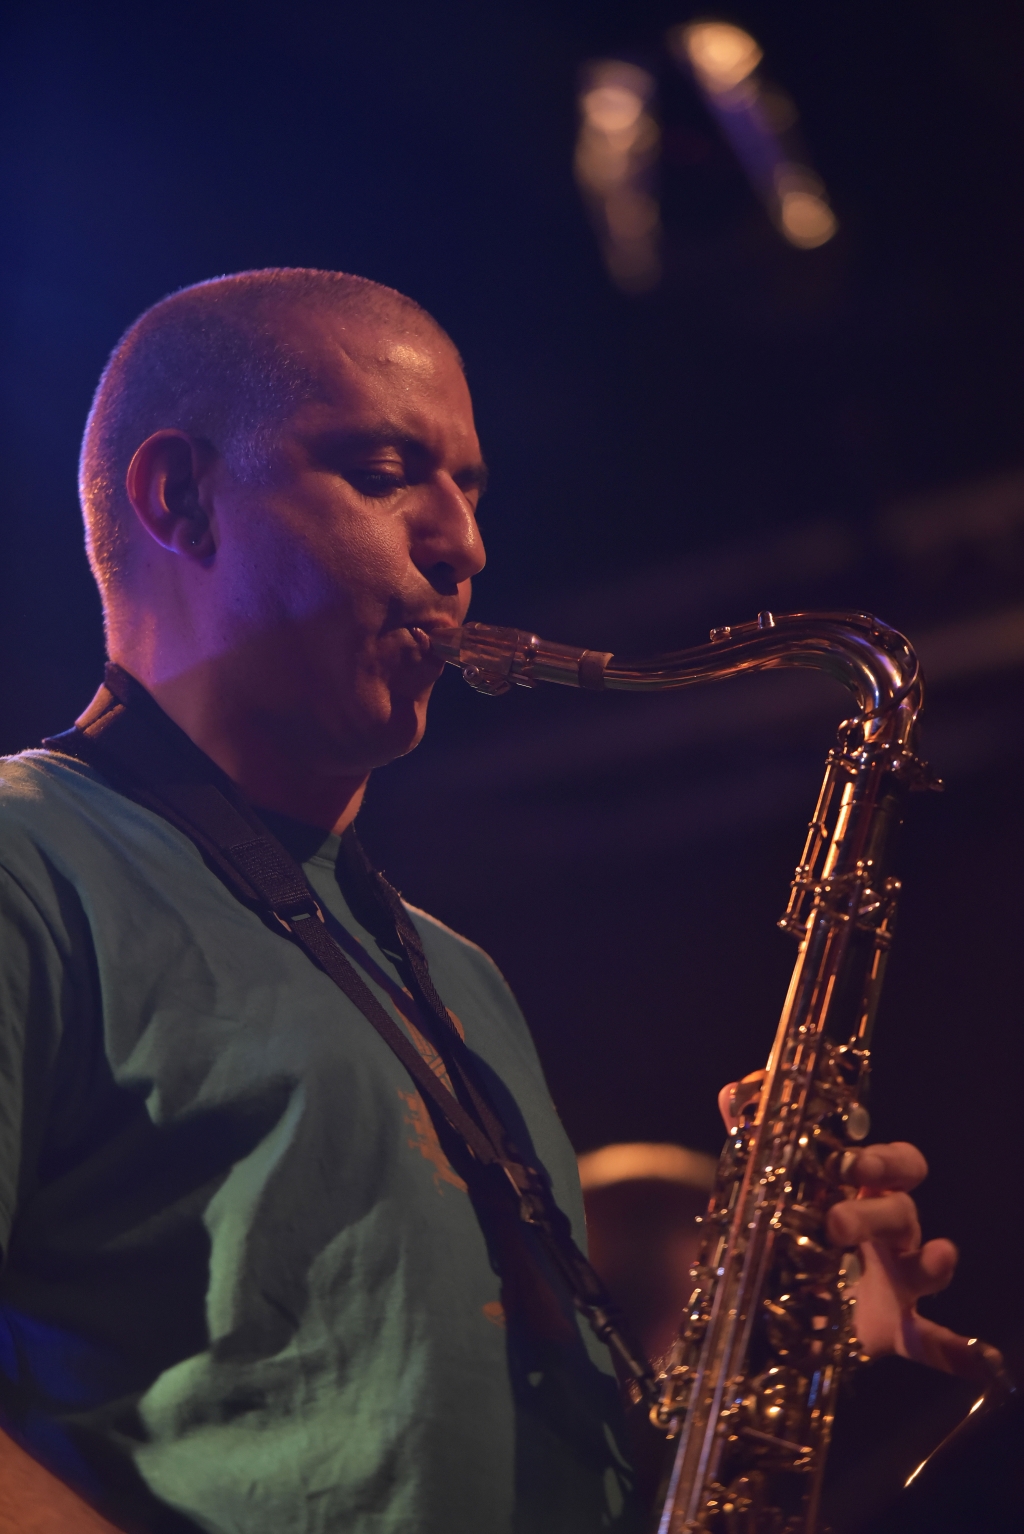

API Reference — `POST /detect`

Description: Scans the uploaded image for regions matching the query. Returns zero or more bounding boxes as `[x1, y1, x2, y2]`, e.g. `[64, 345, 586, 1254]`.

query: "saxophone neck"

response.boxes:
[432, 611, 923, 748]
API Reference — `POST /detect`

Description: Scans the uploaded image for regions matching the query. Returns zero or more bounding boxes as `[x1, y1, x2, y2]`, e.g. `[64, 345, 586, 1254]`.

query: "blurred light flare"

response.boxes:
[669, 17, 838, 252]
[575, 60, 662, 294]
[678, 21, 763, 94]
[581, 84, 645, 136]
[779, 189, 838, 248]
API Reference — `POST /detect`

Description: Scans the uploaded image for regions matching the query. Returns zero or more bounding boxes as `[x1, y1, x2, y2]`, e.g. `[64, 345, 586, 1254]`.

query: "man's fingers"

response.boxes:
[894, 1237, 958, 1299]
[827, 1189, 920, 1250]
[903, 1315, 1003, 1379]
[841, 1140, 928, 1192]
[718, 1072, 766, 1133]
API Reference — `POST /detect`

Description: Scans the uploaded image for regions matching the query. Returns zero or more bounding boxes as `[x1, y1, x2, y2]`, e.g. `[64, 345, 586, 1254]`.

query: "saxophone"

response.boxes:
[431, 609, 934, 1533]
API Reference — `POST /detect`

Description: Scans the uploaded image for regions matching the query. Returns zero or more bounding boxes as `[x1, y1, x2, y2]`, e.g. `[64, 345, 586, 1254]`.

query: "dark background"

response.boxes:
[2, 2, 1022, 1526]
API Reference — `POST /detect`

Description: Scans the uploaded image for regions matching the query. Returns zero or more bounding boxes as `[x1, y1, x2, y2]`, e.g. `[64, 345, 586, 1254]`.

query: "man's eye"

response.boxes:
[349, 470, 405, 497]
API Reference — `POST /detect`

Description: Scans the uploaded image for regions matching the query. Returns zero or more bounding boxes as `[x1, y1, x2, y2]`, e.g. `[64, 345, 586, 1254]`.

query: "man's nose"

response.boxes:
[410, 474, 486, 589]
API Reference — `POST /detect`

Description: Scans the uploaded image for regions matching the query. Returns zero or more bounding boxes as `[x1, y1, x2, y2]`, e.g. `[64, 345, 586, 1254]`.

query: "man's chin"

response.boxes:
[339, 695, 430, 772]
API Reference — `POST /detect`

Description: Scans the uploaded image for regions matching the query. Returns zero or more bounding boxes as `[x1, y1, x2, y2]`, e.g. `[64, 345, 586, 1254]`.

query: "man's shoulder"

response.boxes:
[401, 899, 552, 1096]
[1, 749, 89, 827]
[403, 901, 523, 1015]
[0, 748, 190, 903]
[0, 749, 120, 842]
[1, 747, 101, 797]
[404, 899, 502, 973]
[0, 753, 124, 951]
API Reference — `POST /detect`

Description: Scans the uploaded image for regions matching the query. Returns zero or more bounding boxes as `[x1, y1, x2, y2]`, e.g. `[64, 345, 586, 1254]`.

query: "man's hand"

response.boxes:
[717, 1079, 995, 1379]
[823, 1139, 969, 1372]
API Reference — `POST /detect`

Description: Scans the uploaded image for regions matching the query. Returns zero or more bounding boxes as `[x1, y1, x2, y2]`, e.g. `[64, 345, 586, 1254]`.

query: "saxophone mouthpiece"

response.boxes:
[429, 623, 518, 694]
[426, 625, 466, 666]
[430, 622, 613, 695]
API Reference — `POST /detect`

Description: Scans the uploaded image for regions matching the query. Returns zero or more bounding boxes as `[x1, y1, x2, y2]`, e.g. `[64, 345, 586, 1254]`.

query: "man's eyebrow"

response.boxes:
[306, 426, 489, 490]
[305, 425, 421, 457]
[455, 460, 489, 493]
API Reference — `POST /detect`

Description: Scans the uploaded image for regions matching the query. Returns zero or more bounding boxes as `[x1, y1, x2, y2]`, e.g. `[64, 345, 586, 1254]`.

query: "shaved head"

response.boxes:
[79, 268, 454, 617]
[78, 266, 484, 823]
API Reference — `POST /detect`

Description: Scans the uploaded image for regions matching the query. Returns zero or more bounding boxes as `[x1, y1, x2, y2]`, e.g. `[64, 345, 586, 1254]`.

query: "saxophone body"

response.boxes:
[433, 610, 933, 1533]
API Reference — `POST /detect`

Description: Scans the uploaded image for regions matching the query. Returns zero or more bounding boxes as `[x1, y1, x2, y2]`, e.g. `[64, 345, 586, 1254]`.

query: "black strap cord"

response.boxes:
[43, 664, 656, 1401]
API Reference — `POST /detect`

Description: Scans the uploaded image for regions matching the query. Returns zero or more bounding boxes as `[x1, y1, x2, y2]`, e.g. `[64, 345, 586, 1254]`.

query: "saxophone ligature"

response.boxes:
[432, 609, 959, 1533]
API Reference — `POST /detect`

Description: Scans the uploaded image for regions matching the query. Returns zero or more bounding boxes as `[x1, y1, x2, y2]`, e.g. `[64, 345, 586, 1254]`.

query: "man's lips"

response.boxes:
[407, 622, 459, 656]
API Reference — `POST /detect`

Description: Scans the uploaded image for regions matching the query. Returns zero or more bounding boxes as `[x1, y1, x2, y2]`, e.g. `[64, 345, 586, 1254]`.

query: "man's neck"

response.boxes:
[123, 662, 370, 835]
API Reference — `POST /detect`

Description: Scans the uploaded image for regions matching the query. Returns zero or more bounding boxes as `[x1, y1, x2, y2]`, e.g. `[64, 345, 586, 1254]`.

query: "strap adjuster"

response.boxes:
[273, 894, 325, 928]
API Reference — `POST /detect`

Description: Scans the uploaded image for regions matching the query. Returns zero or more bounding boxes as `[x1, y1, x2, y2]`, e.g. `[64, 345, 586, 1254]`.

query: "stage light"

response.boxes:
[673, 21, 762, 94]
[772, 163, 837, 248]
[669, 19, 838, 251]
[581, 82, 645, 136]
[605, 189, 659, 241]
[575, 61, 661, 293]
[779, 190, 837, 248]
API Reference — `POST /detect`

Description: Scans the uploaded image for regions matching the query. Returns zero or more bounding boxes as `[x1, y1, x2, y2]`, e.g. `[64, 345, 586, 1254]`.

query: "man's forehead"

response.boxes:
[281, 308, 477, 450]
[283, 305, 457, 383]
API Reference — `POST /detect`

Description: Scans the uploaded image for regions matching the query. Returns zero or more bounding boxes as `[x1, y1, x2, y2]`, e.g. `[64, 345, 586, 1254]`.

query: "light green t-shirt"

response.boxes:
[0, 749, 638, 1533]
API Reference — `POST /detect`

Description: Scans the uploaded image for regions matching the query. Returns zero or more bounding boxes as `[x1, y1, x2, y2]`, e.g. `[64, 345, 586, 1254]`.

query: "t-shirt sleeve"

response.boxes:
[0, 862, 66, 1259]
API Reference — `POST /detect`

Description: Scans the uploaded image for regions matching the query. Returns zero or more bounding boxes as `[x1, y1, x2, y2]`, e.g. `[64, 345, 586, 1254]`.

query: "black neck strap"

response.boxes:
[44, 664, 656, 1402]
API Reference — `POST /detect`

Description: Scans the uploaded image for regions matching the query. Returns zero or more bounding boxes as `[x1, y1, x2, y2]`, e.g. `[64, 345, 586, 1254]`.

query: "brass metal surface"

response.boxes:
[430, 612, 986, 1533]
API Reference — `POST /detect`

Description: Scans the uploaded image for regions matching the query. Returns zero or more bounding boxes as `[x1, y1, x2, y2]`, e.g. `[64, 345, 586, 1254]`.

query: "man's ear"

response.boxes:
[125, 430, 217, 559]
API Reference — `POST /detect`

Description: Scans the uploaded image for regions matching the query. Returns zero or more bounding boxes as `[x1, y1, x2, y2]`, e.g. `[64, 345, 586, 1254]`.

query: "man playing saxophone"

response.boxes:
[0, 270, 987, 1533]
